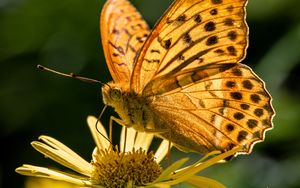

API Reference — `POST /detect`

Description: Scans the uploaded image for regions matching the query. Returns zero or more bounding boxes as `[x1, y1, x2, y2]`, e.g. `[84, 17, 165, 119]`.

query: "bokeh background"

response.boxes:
[1, 0, 300, 187]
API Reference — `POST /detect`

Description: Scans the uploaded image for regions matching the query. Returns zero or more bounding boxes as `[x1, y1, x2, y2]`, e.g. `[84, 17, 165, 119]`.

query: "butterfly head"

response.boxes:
[101, 82, 124, 107]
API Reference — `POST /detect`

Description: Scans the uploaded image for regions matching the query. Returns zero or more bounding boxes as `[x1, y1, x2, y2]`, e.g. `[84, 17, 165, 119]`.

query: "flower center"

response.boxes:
[91, 147, 162, 188]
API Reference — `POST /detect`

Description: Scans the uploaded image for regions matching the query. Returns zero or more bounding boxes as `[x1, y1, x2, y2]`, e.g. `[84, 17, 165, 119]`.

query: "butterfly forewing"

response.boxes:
[131, 0, 248, 93]
[101, 0, 150, 84]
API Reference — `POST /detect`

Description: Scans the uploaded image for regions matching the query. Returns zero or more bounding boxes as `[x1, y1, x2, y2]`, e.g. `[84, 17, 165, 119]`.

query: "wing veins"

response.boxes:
[157, 104, 218, 150]
[206, 106, 264, 131]
[157, 26, 245, 75]
[155, 103, 246, 144]
[190, 110, 240, 145]
[155, 62, 236, 86]
[205, 109, 254, 140]
[161, 5, 245, 41]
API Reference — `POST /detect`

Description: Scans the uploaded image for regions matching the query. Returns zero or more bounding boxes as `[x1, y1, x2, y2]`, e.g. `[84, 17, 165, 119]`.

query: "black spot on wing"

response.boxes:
[204, 22, 216, 31]
[226, 123, 235, 132]
[247, 119, 258, 129]
[237, 131, 248, 142]
[183, 33, 193, 45]
[211, 0, 222, 4]
[228, 31, 238, 41]
[234, 112, 245, 120]
[250, 94, 261, 103]
[206, 36, 218, 46]
[161, 39, 172, 49]
[176, 14, 186, 22]
[224, 18, 234, 26]
[194, 14, 202, 23]
[240, 104, 250, 110]
[230, 92, 242, 100]
[210, 8, 218, 15]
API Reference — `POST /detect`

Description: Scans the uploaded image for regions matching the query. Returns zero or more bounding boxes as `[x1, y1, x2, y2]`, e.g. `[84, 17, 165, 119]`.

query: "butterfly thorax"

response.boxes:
[101, 82, 154, 132]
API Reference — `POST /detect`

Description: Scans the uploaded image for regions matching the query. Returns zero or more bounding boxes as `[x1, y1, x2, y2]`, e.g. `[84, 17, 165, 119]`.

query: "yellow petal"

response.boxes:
[172, 147, 241, 182]
[185, 175, 226, 188]
[134, 132, 154, 152]
[154, 140, 172, 163]
[120, 127, 136, 152]
[15, 164, 92, 186]
[145, 183, 171, 188]
[150, 158, 189, 184]
[25, 177, 82, 188]
[32, 136, 92, 176]
[87, 116, 110, 151]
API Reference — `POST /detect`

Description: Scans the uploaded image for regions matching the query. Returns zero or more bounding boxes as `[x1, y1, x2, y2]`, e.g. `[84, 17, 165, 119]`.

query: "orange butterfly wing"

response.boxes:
[127, 0, 274, 154]
[131, 0, 248, 93]
[100, 0, 274, 155]
[150, 64, 274, 154]
[101, 0, 150, 84]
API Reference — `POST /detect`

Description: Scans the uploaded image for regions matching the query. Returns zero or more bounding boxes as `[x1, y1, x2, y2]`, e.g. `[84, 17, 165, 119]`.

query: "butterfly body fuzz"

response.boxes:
[102, 82, 155, 132]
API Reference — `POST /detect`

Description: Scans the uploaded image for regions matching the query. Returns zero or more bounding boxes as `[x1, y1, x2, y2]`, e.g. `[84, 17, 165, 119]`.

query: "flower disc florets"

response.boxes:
[91, 147, 162, 188]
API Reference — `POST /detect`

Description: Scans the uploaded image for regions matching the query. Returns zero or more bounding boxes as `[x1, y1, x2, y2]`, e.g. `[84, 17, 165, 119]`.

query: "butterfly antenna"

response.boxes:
[37, 64, 104, 85]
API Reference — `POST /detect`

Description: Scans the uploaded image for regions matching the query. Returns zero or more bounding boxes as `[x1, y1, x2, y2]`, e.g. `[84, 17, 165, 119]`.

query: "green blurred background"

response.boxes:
[1, 0, 300, 187]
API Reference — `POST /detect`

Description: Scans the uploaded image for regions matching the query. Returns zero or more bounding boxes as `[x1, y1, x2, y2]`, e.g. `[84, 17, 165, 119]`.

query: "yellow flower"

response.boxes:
[24, 177, 82, 188]
[16, 116, 240, 188]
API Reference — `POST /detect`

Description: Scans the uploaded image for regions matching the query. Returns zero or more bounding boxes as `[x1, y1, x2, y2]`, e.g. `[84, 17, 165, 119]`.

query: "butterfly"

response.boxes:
[100, 0, 275, 155]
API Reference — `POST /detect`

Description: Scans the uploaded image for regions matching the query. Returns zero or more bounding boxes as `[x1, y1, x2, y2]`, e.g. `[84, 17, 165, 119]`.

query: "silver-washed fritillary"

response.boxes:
[100, 0, 275, 155]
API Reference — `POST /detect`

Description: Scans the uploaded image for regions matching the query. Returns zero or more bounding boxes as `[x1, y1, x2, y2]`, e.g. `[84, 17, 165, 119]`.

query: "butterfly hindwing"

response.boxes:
[150, 64, 274, 154]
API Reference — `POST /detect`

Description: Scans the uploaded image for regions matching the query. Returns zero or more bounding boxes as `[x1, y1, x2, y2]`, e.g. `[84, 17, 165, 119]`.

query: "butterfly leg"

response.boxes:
[144, 127, 169, 134]
[109, 116, 125, 141]
[109, 116, 127, 127]
[109, 116, 133, 150]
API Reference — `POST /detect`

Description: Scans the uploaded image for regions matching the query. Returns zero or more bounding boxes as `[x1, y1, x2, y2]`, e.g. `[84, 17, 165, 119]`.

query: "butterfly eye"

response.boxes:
[110, 87, 122, 101]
